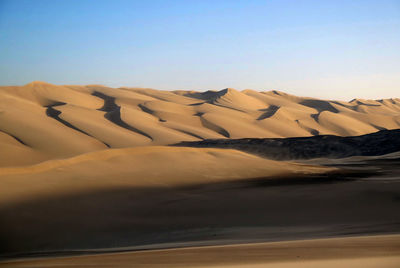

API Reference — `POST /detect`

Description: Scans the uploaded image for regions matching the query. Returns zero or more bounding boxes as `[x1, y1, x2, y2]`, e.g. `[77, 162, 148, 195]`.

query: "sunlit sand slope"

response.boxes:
[0, 146, 333, 205]
[0, 81, 399, 166]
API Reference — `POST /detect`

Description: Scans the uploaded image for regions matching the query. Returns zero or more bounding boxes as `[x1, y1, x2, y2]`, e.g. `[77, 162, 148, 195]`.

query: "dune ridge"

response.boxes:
[0, 81, 399, 166]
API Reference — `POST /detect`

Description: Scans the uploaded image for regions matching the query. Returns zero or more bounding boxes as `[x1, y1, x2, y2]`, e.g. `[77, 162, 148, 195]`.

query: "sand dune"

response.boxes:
[0, 146, 333, 205]
[0, 81, 399, 166]
[0, 81, 399, 261]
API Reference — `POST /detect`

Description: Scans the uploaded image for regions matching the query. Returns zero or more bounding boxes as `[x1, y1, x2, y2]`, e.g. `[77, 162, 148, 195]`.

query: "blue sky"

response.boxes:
[0, 0, 399, 99]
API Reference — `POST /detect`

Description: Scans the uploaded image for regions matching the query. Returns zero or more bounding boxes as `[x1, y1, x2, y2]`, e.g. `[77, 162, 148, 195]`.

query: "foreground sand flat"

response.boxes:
[1, 235, 399, 268]
[1, 150, 399, 258]
[0, 145, 338, 255]
[1, 81, 399, 166]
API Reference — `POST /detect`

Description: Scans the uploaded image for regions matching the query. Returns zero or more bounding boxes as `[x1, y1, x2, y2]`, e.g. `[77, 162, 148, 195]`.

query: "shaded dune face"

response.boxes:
[0, 81, 399, 166]
[175, 130, 400, 160]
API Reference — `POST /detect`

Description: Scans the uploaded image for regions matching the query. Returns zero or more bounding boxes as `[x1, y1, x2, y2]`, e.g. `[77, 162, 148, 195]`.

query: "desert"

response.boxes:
[0, 81, 399, 267]
[2, 1, 400, 266]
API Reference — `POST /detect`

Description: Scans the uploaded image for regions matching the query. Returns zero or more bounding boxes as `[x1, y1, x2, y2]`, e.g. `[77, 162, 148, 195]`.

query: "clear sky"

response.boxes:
[0, 0, 399, 100]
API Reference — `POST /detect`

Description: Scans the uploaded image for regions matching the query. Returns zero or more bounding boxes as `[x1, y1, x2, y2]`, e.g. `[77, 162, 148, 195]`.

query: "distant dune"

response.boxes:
[0, 81, 399, 166]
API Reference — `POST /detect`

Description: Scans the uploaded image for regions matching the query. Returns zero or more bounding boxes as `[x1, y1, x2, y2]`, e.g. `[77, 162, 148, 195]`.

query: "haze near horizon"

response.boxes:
[0, 0, 399, 100]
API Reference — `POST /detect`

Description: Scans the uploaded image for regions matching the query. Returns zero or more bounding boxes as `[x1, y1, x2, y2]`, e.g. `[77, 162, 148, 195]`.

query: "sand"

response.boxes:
[1, 235, 399, 267]
[1, 151, 400, 258]
[1, 81, 399, 166]
[0, 81, 399, 266]
[0, 145, 333, 205]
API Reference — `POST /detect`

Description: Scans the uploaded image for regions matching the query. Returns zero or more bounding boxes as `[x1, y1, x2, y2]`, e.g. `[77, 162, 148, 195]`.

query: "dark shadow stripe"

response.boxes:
[0, 130, 28, 146]
[199, 116, 230, 138]
[45, 105, 110, 148]
[169, 128, 204, 140]
[92, 91, 153, 141]
[257, 105, 280, 120]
